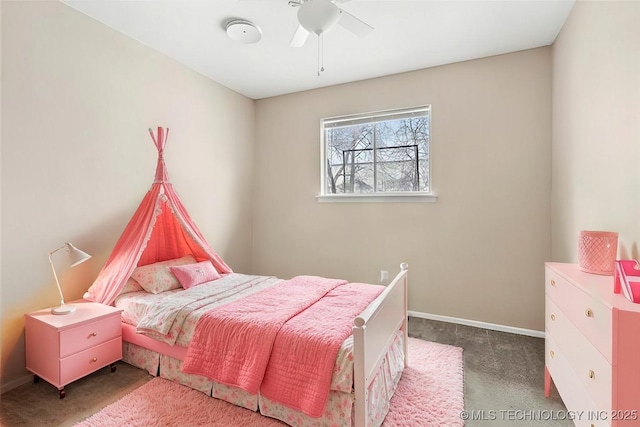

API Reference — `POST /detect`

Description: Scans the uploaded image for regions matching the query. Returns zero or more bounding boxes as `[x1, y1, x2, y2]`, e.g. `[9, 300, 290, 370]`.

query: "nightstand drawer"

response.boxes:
[60, 337, 122, 385]
[546, 268, 612, 362]
[59, 315, 121, 358]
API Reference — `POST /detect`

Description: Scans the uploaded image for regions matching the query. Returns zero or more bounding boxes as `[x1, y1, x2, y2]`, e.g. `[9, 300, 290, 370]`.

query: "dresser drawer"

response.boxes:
[59, 337, 122, 385]
[59, 315, 121, 358]
[546, 297, 612, 411]
[546, 267, 613, 362]
[546, 335, 610, 427]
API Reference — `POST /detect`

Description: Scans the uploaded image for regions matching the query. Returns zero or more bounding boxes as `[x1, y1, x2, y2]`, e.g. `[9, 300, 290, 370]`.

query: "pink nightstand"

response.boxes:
[25, 301, 123, 398]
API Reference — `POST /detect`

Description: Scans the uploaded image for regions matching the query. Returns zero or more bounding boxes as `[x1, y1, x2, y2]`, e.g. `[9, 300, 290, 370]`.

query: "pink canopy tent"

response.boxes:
[84, 127, 232, 305]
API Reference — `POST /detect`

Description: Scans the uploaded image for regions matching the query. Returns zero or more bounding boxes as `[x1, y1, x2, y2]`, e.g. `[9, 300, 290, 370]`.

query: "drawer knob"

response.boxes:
[550, 279, 556, 286]
[550, 350, 555, 358]
[588, 369, 595, 379]
[550, 314, 556, 321]
[585, 308, 594, 318]
[91, 332, 97, 337]
[92, 357, 98, 363]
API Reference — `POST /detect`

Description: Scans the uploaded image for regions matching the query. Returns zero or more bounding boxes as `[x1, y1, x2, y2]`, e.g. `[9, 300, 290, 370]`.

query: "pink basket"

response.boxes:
[578, 231, 618, 275]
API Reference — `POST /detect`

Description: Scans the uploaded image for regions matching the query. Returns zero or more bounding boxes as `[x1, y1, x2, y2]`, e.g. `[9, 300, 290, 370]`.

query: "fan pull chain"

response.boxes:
[317, 33, 325, 76]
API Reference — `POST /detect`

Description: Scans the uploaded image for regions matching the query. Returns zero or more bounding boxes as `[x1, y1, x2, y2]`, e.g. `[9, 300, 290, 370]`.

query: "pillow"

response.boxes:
[120, 277, 144, 294]
[170, 260, 221, 289]
[131, 255, 196, 294]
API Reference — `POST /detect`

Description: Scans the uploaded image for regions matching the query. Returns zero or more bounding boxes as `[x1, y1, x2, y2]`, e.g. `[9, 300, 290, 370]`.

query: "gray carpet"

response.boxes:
[409, 318, 571, 427]
[0, 317, 570, 427]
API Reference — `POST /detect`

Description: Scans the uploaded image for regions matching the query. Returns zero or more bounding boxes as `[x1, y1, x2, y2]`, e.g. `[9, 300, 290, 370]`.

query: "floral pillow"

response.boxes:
[120, 277, 144, 294]
[169, 260, 221, 289]
[131, 255, 196, 294]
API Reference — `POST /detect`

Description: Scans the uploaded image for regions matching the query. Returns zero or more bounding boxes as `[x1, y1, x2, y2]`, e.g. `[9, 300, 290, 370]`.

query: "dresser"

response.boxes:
[25, 301, 123, 398]
[545, 263, 640, 427]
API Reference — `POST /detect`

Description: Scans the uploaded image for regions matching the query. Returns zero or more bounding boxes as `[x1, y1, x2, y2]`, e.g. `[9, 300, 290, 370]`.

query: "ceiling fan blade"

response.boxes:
[290, 24, 310, 47]
[337, 8, 373, 38]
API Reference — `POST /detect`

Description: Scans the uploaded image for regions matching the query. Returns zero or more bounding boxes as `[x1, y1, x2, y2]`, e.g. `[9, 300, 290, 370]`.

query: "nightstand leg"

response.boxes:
[58, 388, 65, 399]
[110, 363, 117, 373]
[33, 375, 40, 384]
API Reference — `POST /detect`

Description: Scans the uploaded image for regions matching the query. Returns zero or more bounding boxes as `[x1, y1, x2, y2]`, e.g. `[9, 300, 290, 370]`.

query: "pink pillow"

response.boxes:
[131, 255, 196, 294]
[170, 261, 221, 289]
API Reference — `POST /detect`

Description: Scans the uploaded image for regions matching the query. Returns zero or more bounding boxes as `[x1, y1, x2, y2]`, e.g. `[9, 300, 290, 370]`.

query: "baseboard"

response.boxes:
[408, 310, 545, 338]
[1, 374, 33, 395]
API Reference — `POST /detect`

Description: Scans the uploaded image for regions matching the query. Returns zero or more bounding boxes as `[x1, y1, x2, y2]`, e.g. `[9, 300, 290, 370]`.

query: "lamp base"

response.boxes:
[51, 304, 76, 315]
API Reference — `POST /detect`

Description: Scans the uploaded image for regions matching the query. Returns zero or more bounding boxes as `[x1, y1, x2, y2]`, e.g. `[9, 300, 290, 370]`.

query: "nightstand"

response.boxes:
[25, 301, 123, 398]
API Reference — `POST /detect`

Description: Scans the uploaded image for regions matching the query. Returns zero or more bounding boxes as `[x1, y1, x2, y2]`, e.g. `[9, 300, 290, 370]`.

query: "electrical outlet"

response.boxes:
[379, 270, 389, 284]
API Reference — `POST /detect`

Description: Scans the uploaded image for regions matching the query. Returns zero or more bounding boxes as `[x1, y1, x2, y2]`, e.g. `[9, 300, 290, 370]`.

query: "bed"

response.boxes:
[81, 128, 409, 426]
[114, 262, 409, 427]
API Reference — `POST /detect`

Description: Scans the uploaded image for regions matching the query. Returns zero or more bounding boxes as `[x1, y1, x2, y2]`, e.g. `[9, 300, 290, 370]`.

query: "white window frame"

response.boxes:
[317, 105, 437, 203]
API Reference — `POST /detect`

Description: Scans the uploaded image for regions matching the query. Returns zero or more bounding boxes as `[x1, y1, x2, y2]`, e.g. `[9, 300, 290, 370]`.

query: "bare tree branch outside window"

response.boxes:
[322, 106, 430, 195]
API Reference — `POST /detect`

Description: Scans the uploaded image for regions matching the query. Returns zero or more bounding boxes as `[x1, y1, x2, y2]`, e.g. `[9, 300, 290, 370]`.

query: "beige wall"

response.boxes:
[253, 48, 552, 332]
[0, 0, 4, 387]
[1, 1, 255, 391]
[551, 1, 640, 262]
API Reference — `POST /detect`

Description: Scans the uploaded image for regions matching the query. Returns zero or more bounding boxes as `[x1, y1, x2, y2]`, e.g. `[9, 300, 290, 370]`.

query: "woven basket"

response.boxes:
[578, 231, 618, 275]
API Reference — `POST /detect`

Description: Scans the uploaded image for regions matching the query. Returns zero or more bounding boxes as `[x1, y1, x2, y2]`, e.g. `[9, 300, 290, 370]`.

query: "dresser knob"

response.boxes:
[550, 350, 555, 358]
[550, 279, 556, 286]
[585, 308, 593, 318]
[588, 369, 595, 379]
[91, 357, 98, 363]
[550, 314, 556, 321]
[91, 332, 97, 337]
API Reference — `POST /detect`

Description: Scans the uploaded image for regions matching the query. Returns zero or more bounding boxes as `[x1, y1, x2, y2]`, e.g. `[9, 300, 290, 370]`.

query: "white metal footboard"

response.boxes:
[352, 263, 409, 427]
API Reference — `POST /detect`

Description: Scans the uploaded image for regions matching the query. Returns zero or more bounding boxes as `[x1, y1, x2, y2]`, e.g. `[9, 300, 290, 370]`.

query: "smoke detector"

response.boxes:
[225, 19, 262, 44]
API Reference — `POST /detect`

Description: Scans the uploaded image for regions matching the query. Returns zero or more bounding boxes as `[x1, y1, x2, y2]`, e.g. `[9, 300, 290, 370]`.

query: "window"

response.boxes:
[320, 106, 432, 201]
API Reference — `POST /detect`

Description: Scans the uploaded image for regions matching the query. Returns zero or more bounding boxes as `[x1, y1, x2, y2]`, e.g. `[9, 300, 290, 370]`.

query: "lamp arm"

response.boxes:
[49, 245, 69, 306]
[48, 244, 70, 257]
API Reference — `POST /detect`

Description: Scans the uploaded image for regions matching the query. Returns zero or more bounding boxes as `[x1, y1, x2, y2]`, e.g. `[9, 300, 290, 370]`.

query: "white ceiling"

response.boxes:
[63, 0, 575, 100]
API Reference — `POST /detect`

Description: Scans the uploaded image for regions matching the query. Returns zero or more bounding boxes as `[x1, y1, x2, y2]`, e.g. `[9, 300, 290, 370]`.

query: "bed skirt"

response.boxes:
[122, 331, 404, 427]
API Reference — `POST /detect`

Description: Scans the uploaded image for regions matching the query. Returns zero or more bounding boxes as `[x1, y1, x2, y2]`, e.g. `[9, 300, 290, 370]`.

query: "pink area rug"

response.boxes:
[74, 338, 463, 427]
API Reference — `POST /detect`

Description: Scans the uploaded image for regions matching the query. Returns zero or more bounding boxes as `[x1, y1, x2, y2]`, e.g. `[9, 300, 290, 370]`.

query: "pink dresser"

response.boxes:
[25, 301, 123, 398]
[545, 262, 640, 427]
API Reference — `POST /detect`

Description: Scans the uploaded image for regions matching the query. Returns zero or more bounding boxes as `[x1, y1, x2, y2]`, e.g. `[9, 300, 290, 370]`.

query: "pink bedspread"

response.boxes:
[260, 282, 384, 418]
[180, 276, 345, 394]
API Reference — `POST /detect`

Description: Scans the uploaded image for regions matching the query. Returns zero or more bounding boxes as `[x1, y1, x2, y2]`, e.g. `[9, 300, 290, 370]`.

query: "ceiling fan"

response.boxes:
[287, 0, 374, 47]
